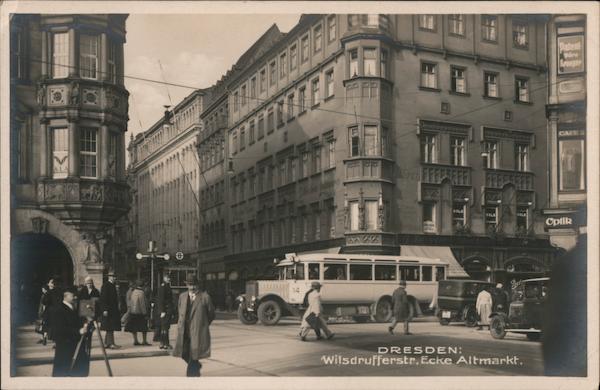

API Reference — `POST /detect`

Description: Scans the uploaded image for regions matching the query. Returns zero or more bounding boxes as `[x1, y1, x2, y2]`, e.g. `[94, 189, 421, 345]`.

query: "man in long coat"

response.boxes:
[157, 273, 174, 349]
[388, 280, 412, 335]
[173, 274, 215, 377]
[476, 285, 493, 330]
[100, 271, 122, 349]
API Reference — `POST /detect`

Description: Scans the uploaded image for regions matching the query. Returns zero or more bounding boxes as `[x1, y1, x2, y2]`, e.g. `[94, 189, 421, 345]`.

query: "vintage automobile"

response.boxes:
[237, 252, 446, 326]
[437, 279, 495, 327]
[488, 277, 549, 341]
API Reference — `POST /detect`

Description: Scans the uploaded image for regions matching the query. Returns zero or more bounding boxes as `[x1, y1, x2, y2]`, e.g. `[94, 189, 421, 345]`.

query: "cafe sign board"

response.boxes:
[544, 212, 585, 230]
[558, 35, 584, 74]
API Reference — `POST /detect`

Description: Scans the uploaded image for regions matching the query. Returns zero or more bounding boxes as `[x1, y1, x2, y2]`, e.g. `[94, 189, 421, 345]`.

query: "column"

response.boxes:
[41, 31, 48, 77]
[67, 120, 79, 177]
[68, 28, 78, 77]
[39, 120, 49, 177]
[100, 124, 109, 178]
[100, 33, 108, 81]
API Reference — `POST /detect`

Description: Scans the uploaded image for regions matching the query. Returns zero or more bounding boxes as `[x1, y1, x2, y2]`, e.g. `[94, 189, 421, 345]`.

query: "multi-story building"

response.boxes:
[201, 14, 559, 292]
[128, 89, 209, 290]
[543, 15, 587, 250]
[10, 14, 130, 308]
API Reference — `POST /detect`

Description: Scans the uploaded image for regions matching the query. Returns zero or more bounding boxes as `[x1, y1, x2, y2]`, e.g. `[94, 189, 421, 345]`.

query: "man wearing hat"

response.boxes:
[492, 282, 509, 313]
[100, 270, 122, 349]
[388, 280, 412, 335]
[299, 281, 334, 341]
[157, 272, 174, 349]
[173, 274, 215, 377]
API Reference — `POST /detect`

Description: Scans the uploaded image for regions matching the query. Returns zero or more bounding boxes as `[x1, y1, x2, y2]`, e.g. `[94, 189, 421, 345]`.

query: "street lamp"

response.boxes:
[136, 241, 171, 292]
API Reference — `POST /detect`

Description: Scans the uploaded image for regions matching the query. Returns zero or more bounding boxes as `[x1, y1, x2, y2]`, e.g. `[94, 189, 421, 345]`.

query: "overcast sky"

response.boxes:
[124, 14, 300, 141]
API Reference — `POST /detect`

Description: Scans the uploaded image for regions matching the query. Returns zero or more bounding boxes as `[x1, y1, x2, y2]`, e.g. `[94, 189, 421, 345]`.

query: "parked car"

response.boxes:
[437, 279, 495, 327]
[489, 277, 549, 341]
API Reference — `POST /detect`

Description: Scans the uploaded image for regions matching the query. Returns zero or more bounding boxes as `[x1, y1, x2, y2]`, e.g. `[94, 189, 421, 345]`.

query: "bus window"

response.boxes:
[324, 264, 347, 280]
[278, 267, 286, 280]
[422, 266, 432, 281]
[375, 265, 396, 281]
[295, 264, 305, 280]
[435, 266, 445, 281]
[308, 263, 320, 280]
[350, 264, 372, 280]
[400, 266, 420, 281]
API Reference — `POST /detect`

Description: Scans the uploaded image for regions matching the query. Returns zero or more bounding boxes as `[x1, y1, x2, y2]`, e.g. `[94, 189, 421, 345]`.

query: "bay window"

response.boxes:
[364, 125, 379, 156]
[363, 48, 377, 76]
[52, 32, 69, 78]
[350, 201, 359, 231]
[380, 49, 388, 79]
[349, 49, 359, 78]
[80, 34, 98, 79]
[79, 128, 98, 178]
[52, 128, 69, 178]
[365, 200, 378, 230]
[107, 41, 117, 83]
[349, 126, 360, 157]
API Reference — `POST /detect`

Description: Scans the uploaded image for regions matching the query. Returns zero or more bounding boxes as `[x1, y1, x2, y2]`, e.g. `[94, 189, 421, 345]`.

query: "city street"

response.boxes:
[15, 314, 543, 377]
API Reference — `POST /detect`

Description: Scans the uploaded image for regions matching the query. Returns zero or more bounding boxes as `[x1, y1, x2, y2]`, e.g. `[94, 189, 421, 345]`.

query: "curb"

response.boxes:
[16, 349, 170, 367]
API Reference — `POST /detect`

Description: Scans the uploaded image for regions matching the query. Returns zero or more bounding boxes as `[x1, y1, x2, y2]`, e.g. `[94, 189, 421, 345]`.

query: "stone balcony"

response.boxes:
[421, 163, 472, 186]
[344, 157, 394, 183]
[484, 169, 534, 191]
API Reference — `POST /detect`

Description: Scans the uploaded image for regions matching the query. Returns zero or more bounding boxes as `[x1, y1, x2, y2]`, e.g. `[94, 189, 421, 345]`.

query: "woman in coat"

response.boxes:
[299, 281, 333, 341]
[124, 280, 150, 345]
[41, 278, 63, 344]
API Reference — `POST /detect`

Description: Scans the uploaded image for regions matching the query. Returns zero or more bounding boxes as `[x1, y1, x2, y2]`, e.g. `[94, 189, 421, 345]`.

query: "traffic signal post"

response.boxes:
[136, 240, 170, 293]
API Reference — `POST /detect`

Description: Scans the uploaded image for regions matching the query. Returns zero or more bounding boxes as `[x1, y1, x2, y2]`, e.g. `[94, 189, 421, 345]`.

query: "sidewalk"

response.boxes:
[14, 311, 238, 367]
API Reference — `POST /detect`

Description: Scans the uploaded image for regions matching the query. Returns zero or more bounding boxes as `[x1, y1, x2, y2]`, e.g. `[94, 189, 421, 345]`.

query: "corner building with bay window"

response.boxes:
[202, 14, 560, 296]
[10, 14, 130, 324]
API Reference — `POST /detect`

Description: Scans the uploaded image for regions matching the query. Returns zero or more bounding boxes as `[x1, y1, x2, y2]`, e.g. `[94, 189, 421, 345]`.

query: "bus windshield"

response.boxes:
[279, 264, 305, 280]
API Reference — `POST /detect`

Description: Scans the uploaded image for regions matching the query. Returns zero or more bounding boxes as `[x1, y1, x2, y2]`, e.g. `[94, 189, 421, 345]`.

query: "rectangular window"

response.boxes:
[485, 206, 498, 229]
[52, 128, 69, 178]
[258, 114, 265, 139]
[301, 35, 309, 63]
[240, 126, 246, 150]
[241, 84, 247, 106]
[287, 94, 294, 118]
[363, 48, 377, 76]
[364, 125, 379, 156]
[313, 24, 322, 53]
[451, 67, 467, 93]
[421, 134, 437, 163]
[327, 15, 336, 42]
[279, 160, 287, 186]
[449, 14, 465, 36]
[512, 19, 528, 48]
[559, 136, 585, 191]
[483, 141, 498, 169]
[515, 143, 529, 171]
[311, 78, 320, 106]
[420, 62, 437, 89]
[249, 121, 255, 144]
[365, 200, 378, 230]
[482, 15, 498, 42]
[52, 32, 69, 78]
[267, 109, 274, 133]
[419, 15, 436, 31]
[107, 41, 117, 83]
[79, 128, 98, 178]
[515, 77, 530, 103]
[108, 132, 117, 178]
[232, 132, 238, 154]
[269, 60, 277, 86]
[350, 127, 360, 157]
[350, 201, 359, 231]
[375, 265, 396, 281]
[312, 146, 321, 174]
[400, 266, 420, 282]
[259, 68, 266, 92]
[301, 151, 309, 178]
[422, 203, 436, 233]
[484, 72, 499, 97]
[328, 139, 335, 168]
[325, 70, 334, 98]
[452, 202, 466, 227]
[233, 92, 239, 112]
[350, 264, 372, 281]
[290, 44, 297, 71]
[80, 34, 98, 79]
[250, 77, 257, 99]
[324, 263, 347, 280]
[516, 206, 529, 230]
[380, 49, 388, 79]
[349, 49, 359, 77]
[299, 87, 306, 112]
[289, 157, 297, 182]
[450, 137, 466, 166]
[277, 101, 284, 125]
[280, 53, 287, 78]
[422, 266, 433, 281]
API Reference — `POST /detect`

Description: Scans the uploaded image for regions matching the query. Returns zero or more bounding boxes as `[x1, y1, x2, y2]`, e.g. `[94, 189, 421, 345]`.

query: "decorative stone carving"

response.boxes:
[421, 185, 440, 201]
[37, 84, 46, 106]
[485, 170, 534, 191]
[46, 182, 65, 201]
[378, 204, 385, 230]
[346, 234, 382, 245]
[70, 82, 80, 105]
[82, 232, 102, 263]
[421, 165, 471, 186]
[82, 88, 98, 105]
[49, 87, 66, 105]
[31, 217, 49, 234]
[81, 183, 103, 201]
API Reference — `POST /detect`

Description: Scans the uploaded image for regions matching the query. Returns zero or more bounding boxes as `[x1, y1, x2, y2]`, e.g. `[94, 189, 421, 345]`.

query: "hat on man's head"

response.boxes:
[311, 281, 322, 289]
[496, 283, 503, 289]
[399, 280, 407, 287]
[185, 274, 199, 286]
[107, 270, 116, 277]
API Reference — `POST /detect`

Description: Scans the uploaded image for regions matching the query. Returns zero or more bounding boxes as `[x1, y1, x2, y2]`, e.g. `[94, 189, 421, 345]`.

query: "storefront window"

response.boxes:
[559, 132, 585, 191]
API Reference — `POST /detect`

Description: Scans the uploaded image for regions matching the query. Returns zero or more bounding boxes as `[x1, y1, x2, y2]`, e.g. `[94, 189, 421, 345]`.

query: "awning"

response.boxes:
[400, 245, 469, 278]
[296, 246, 342, 255]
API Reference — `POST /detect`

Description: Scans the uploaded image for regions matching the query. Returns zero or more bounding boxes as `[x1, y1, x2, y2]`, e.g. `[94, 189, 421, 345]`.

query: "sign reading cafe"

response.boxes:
[558, 35, 584, 74]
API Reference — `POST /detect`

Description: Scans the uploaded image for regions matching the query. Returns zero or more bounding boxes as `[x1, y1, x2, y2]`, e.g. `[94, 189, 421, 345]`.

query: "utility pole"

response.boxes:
[136, 240, 170, 293]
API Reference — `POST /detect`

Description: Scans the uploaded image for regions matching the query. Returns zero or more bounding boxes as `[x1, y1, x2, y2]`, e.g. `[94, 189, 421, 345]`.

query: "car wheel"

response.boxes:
[439, 318, 450, 326]
[489, 316, 507, 339]
[257, 300, 282, 326]
[374, 298, 393, 323]
[464, 306, 478, 327]
[526, 333, 541, 341]
[237, 306, 258, 325]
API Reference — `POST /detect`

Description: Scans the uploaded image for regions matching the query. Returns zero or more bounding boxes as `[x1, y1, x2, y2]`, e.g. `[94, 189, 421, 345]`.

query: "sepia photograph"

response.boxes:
[1, 1, 598, 389]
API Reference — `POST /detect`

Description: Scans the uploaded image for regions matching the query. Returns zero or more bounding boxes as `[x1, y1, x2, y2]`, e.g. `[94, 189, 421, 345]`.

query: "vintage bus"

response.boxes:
[237, 253, 448, 325]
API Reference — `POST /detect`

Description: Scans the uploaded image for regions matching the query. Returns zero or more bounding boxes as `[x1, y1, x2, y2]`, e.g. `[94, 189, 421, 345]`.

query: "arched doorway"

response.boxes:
[11, 233, 74, 325]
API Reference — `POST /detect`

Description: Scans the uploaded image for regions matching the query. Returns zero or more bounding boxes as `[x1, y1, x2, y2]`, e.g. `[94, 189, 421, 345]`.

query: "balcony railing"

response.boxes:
[37, 178, 130, 205]
[345, 157, 393, 182]
[485, 169, 534, 191]
[421, 163, 472, 186]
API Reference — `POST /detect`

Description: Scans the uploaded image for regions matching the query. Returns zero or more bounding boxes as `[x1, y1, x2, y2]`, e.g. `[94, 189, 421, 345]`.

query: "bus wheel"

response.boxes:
[374, 299, 392, 323]
[237, 306, 258, 325]
[257, 300, 282, 326]
[489, 316, 507, 339]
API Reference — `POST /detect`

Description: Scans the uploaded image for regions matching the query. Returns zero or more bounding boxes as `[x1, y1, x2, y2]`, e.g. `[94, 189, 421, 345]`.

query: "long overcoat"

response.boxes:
[51, 303, 89, 377]
[173, 291, 215, 361]
[392, 287, 411, 321]
[100, 281, 121, 331]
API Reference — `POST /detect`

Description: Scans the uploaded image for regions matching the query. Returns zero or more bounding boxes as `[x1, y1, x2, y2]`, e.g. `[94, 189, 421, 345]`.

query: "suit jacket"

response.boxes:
[52, 303, 84, 376]
[100, 281, 121, 331]
[173, 291, 215, 361]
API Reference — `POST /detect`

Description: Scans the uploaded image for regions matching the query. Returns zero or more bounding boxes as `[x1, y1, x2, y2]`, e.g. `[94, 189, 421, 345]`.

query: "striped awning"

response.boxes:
[400, 245, 469, 278]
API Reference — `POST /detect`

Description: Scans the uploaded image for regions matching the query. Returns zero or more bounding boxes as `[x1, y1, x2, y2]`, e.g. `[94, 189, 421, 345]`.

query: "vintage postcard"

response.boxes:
[1, 1, 598, 389]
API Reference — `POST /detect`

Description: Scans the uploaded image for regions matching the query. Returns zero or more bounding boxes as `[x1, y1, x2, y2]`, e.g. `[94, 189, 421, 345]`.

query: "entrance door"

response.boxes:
[11, 233, 74, 325]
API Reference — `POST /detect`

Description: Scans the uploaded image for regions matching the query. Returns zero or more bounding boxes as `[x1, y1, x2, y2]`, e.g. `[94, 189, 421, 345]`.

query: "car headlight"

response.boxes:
[251, 296, 257, 302]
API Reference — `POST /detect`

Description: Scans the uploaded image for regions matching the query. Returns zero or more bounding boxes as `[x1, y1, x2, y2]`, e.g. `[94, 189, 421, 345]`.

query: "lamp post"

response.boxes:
[136, 240, 170, 292]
